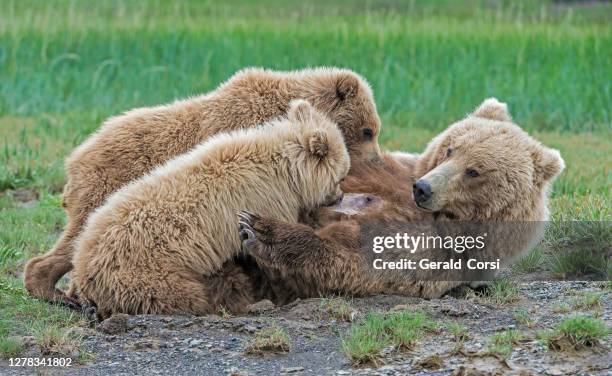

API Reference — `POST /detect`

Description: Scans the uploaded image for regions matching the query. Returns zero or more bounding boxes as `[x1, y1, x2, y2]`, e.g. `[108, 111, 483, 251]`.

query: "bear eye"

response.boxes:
[446, 148, 453, 158]
[362, 128, 374, 141]
[466, 169, 480, 178]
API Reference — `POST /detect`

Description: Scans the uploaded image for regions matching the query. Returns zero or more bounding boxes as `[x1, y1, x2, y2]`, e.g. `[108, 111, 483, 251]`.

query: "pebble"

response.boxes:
[98, 314, 131, 335]
[189, 339, 204, 347]
[281, 366, 304, 373]
[247, 299, 275, 313]
[544, 368, 564, 376]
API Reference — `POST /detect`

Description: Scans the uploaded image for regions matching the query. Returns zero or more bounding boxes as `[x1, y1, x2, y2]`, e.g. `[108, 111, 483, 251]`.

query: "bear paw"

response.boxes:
[80, 299, 102, 325]
[237, 211, 275, 265]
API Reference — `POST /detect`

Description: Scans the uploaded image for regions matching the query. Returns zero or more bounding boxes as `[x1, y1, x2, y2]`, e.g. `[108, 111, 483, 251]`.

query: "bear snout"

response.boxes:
[413, 179, 433, 205]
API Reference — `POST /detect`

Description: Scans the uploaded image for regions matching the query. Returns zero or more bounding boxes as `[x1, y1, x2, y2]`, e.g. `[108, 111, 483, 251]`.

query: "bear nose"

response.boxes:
[413, 180, 433, 203]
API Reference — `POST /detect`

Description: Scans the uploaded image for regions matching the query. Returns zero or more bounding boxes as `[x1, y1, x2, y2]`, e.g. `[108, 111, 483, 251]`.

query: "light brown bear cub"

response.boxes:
[70, 100, 350, 318]
[25, 67, 381, 303]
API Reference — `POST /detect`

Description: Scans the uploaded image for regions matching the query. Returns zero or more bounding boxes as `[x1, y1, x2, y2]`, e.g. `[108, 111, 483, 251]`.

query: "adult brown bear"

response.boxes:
[238, 98, 565, 300]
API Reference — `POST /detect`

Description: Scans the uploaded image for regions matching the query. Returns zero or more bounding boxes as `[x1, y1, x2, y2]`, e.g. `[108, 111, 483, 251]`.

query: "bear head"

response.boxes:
[285, 99, 351, 211]
[413, 98, 565, 221]
[299, 68, 382, 163]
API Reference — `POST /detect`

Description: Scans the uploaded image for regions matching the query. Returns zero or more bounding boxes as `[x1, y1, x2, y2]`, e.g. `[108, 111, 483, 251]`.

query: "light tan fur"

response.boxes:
[70, 100, 350, 317]
[24, 67, 381, 303]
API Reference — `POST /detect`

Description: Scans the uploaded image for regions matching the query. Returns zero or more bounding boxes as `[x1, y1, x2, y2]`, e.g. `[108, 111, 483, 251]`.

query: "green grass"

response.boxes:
[320, 297, 356, 322]
[0, 277, 85, 359]
[341, 310, 437, 365]
[549, 248, 611, 280]
[487, 329, 524, 358]
[551, 302, 571, 314]
[447, 322, 470, 342]
[0, 337, 24, 358]
[0, 0, 610, 358]
[473, 279, 520, 305]
[539, 315, 609, 351]
[244, 324, 291, 355]
[513, 308, 535, 328]
[572, 292, 603, 311]
[512, 247, 545, 274]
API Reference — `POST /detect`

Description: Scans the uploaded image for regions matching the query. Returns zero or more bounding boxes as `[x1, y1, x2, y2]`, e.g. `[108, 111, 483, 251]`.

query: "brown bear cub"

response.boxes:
[70, 100, 350, 318]
[239, 98, 565, 300]
[24, 67, 382, 304]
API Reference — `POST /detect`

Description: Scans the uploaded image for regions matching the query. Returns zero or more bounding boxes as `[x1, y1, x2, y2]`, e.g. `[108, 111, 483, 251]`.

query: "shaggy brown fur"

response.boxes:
[239, 98, 565, 300]
[24, 67, 381, 303]
[69, 100, 350, 318]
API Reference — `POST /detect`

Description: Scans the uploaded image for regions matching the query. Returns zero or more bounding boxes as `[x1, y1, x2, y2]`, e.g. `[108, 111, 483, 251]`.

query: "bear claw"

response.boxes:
[237, 211, 258, 247]
[239, 227, 255, 242]
[237, 211, 254, 224]
[81, 299, 101, 324]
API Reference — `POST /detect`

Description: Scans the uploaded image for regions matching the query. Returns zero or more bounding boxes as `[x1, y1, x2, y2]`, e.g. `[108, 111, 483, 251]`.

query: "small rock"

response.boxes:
[179, 320, 194, 328]
[247, 299, 275, 314]
[439, 304, 470, 317]
[12, 335, 37, 347]
[243, 325, 258, 333]
[224, 367, 246, 375]
[98, 314, 131, 335]
[281, 366, 304, 373]
[189, 339, 204, 347]
[545, 368, 564, 376]
[414, 355, 444, 370]
[336, 371, 351, 375]
[129, 339, 160, 351]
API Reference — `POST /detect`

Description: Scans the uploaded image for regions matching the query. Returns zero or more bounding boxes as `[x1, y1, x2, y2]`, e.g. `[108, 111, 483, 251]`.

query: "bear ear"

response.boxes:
[334, 73, 360, 101]
[305, 130, 330, 158]
[472, 98, 512, 122]
[532, 146, 565, 185]
[288, 99, 318, 124]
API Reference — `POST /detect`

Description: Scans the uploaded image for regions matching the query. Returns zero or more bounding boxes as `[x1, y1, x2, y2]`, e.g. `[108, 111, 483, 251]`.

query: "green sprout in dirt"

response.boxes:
[447, 322, 470, 342]
[37, 326, 81, 358]
[486, 329, 524, 358]
[468, 279, 519, 305]
[572, 292, 603, 310]
[341, 311, 437, 365]
[512, 247, 545, 274]
[539, 315, 609, 352]
[218, 306, 233, 319]
[513, 308, 536, 328]
[320, 297, 356, 322]
[551, 302, 571, 314]
[548, 248, 611, 280]
[244, 324, 291, 355]
[0, 337, 24, 358]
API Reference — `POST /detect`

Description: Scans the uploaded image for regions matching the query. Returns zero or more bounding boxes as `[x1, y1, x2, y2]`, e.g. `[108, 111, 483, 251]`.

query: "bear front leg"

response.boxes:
[237, 211, 368, 295]
[237, 211, 325, 268]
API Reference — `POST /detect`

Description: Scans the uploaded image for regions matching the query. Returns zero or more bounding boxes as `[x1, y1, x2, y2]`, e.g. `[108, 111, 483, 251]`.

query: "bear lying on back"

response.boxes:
[25, 67, 381, 304]
[70, 100, 350, 318]
[239, 98, 565, 300]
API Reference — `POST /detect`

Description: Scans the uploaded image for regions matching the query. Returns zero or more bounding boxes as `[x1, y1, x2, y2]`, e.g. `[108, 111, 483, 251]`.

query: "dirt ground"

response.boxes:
[1, 281, 610, 376]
